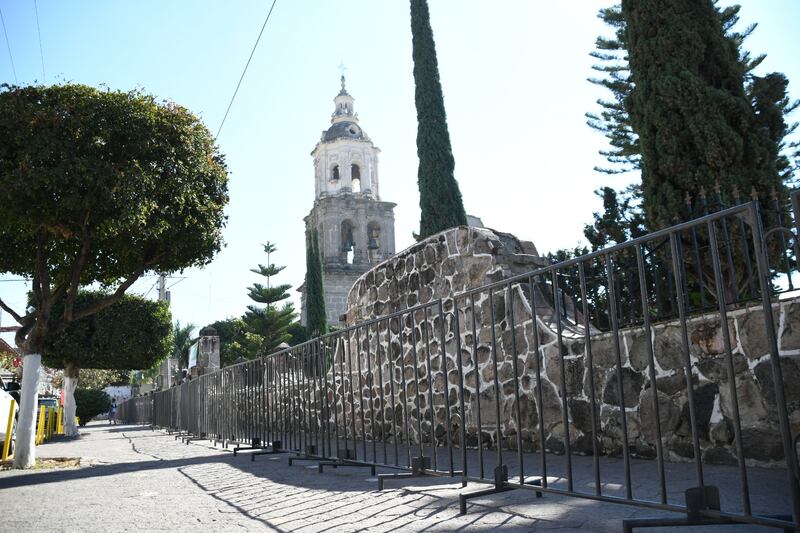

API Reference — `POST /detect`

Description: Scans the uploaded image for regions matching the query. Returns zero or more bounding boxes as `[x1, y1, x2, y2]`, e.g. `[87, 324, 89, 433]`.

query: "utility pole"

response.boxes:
[157, 273, 171, 389]
[158, 273, 167, 302]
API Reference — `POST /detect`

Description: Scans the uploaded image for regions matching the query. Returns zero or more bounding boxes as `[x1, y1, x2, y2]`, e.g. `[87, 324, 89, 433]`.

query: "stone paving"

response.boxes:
[0, 423, 791, 532]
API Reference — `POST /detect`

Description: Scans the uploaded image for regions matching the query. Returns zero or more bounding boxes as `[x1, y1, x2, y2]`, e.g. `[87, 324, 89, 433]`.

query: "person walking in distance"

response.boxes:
[109, 399, 117, 425]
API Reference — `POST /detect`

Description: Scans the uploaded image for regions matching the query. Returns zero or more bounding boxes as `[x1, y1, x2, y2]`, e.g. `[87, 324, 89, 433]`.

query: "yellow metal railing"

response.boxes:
[1, 399, 15, 460]
[2, 403, 79, 459]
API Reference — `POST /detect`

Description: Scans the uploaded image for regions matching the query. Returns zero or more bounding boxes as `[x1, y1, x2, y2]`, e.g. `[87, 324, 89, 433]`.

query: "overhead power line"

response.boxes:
[33, 0, 45, 82]
[215, 0, 278, 139]
[0, 6, 17, 83]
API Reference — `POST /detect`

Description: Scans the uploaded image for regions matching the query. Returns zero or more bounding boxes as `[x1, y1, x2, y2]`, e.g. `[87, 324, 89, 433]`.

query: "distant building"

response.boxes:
[299, 76, 396, 326]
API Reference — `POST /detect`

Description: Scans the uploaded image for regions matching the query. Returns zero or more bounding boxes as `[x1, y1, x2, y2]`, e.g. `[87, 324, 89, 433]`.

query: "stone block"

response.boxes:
[639, 388, 680, 441]
[627, 331, 652, 371]
[534, 380, 563, 428]
[602, 368, 644, 408]
[678, 381, 718, 441]
[568, 398, 598, 434]
[741, 426, 785, 462]
[545, 352, 584, 397]
[695, 352, 748, 382]
[690, 319, 737, 356]
[586, 335, 619, 369]
[780, 301, 800, 351]
[754, 356, 800, 413]
[653, 326, 686, 370]
[738, 311, 771, 360]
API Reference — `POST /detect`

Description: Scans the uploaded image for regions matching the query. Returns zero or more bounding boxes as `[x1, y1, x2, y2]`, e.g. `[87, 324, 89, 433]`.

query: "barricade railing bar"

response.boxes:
[119, 200, 800, 531]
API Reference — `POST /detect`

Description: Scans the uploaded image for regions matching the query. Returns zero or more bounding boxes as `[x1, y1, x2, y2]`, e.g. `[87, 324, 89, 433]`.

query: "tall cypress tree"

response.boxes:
[410, 0, 467, 238]
[588, 4, 797, 211]
[305, 228, 327, 337]
[621, 0, 788, 228]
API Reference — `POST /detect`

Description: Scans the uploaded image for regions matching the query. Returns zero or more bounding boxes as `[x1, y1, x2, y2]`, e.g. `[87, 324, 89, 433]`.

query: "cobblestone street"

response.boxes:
[0, 423, 789, 531]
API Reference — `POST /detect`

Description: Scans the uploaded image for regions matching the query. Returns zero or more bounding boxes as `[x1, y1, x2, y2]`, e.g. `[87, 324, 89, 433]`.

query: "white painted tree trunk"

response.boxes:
[13, 353, 41, 469]
[63, 376, 79, 437]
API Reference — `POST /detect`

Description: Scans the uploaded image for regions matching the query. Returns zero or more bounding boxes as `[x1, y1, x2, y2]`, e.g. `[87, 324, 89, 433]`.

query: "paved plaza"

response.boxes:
[0, 423, 789, 532]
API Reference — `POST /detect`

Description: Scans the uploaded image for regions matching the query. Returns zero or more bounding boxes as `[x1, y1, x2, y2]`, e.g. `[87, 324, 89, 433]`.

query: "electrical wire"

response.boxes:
[143, 279, 159, 299]
[215, 0, 278, 139]
[166, 277, 187, 290]
[0, 6, 17, 83]
[33, 0, 45, 83]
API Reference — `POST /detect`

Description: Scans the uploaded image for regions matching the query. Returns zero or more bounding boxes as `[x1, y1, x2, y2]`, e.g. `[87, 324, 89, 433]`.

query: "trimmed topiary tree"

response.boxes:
[42, 292, 172, 436]
[74, 389, 111, 426]
[0, 82, 228, 467]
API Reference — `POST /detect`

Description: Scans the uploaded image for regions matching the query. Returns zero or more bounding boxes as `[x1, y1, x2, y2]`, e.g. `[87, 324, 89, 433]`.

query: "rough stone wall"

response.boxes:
[337, 226, 800, 468]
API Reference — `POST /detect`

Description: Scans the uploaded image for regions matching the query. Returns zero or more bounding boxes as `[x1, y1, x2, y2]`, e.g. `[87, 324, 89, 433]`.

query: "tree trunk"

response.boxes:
[63, 361, 80, 437]
[13, 353, 42, 469]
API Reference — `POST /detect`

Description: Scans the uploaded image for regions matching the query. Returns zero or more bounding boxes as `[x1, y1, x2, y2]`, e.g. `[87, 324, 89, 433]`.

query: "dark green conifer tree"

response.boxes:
[410, 0, 467, 238]
[305, 228, 327, 338]
[616, 0, 794, 228]
[623, 0, 779, 228]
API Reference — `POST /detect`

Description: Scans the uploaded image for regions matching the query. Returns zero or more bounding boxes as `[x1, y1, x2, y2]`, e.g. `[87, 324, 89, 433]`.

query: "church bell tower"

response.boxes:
[300, 75, 397, 326]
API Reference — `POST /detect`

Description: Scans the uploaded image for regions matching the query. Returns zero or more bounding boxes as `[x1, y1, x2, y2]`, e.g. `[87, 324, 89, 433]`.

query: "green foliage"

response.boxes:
[210, 316, 308, 367]
[0, 83, 228, 354]
[410, 0, 467, 238]
[172, 321, 196, 369]
[209, 317, 257, 366]
[623, 0, 784, 228]
[586, 4, 640, 175]
[287, 322, 309, 346]
[54, 369, 127, 390]
[305, 228, 327, 337]
[247, 242, 291, 306]
[588, 3, 797, 227]
[41, 291, 173, 371]
[550, 187, 646, 330]
[241, 243, 296, 357]
[74, 388, 111, 426]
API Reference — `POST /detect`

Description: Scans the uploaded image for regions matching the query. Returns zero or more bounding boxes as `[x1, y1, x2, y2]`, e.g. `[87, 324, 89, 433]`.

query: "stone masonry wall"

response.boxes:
[339, 226, 800, 468]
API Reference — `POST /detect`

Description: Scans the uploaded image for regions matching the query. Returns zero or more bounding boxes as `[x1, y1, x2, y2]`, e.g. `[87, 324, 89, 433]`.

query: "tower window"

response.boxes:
[341, 220, 355, 264]
[351, 164, 361, 193]
[367, 222, 381, 262]
[331, 165, 340, 181]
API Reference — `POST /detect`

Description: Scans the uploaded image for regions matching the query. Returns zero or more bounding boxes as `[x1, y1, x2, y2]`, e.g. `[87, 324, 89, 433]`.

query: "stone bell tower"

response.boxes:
[300, 75, 396, 326]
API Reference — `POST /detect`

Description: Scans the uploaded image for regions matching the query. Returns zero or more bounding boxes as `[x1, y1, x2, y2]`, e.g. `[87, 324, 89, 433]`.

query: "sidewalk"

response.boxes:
[0, 423, 783, 532]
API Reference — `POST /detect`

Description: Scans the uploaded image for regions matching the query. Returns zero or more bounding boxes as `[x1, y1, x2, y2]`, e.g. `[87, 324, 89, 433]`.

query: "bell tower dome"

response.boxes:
[312, 75, 380, 200]
[301, 75, 397, 326]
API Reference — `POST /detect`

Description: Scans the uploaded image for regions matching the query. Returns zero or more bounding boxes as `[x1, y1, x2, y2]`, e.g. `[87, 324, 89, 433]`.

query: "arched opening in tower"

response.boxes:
[367, 222, 381, 263]
[351, 164, 361, 193]
[341, 220, 355, 264]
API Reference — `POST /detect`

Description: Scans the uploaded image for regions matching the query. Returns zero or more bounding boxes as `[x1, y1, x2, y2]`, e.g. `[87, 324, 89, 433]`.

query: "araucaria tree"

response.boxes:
[305, 228, 327, 338]
[243, 243, 296, 356]
[410, 0, 467, 239]
[0, 84, 228, 468]
[42, 292, 172, 436]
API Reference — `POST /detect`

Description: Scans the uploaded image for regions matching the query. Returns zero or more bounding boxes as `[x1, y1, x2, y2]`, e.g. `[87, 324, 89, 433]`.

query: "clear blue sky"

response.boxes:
[1, 1, 799, 343]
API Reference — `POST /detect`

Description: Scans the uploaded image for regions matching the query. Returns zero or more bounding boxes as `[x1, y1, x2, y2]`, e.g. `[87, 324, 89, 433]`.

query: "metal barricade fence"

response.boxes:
[119, 201, 799, 531]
